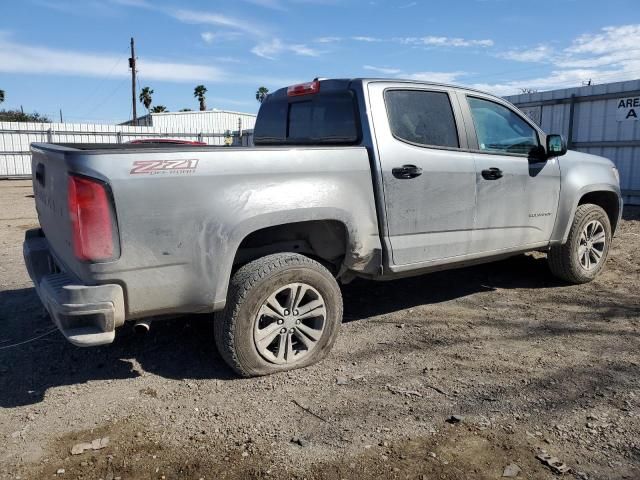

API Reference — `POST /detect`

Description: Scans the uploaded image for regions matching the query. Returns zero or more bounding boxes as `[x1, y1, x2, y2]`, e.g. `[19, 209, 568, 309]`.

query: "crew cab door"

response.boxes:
[367, 82, 477, 266]
[458, 93, 561, 252]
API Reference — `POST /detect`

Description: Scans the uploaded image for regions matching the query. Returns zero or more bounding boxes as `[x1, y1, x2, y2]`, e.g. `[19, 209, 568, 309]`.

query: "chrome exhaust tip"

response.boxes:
[133, 320, 151, 334]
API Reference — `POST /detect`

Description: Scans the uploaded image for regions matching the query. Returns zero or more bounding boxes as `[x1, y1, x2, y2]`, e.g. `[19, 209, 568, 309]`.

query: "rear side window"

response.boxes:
[254, 91, 359, 145]
[385, 90, 459, 148]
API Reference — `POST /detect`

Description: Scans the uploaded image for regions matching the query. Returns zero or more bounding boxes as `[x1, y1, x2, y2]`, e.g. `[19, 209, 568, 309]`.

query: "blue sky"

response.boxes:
[1, 0, 639, 123]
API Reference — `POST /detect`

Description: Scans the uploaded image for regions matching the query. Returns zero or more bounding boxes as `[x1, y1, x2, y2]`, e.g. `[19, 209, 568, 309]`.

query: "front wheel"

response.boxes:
[548, 203, 612, 284]
[214, 253, 343, 377]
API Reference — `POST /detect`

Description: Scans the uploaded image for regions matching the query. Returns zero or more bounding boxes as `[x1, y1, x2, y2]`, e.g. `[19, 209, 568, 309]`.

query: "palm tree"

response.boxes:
[151, 105, 167, 113]
[194, 85, 207, 111]
[139, 87, 154, 110]
[255, 86, 269, 104]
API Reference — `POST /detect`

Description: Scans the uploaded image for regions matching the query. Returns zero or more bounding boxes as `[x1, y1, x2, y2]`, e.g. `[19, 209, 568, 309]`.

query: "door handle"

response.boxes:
[481, 167, 503, 180]
[392, 164, 423, 179]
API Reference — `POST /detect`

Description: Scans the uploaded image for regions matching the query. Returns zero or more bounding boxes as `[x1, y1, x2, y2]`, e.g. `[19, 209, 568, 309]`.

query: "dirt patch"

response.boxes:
[1, 180, 639, 480]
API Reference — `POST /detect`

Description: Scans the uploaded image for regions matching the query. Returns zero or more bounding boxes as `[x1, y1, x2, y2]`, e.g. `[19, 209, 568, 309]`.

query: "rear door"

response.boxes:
[459, 93, 561, 252]
[367, 82, 477, 266]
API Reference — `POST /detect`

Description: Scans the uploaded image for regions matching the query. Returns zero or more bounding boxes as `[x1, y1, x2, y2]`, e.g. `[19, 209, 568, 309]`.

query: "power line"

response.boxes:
[67, 46, 128, 113]
[80, 77, 129, 119]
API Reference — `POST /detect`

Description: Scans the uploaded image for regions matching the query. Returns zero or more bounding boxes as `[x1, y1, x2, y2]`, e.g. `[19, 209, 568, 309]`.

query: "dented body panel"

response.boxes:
[29, 144, 380, 318]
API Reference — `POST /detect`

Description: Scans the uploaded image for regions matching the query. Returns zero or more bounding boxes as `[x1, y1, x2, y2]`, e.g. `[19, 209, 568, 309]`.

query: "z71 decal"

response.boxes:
[130, 159, 199, 175]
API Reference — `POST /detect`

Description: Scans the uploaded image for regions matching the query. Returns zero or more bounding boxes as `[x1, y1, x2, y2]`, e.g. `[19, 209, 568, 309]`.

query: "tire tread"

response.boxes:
[214, 253, 342, 377]
[548, 203, 611, 284]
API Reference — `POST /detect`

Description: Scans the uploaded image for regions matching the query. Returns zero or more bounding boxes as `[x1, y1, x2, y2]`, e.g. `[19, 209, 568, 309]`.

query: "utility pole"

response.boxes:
[129, 37, 137, 126]
[59, 109, 63, 123]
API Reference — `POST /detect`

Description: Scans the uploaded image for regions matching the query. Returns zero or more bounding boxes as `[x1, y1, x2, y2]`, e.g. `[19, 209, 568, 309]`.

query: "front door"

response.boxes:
[367, 83, 477, 266]
[460, 94, 561, 252]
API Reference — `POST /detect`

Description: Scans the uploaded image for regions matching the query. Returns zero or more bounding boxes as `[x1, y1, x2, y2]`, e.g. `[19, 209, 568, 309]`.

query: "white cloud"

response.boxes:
[251, 39, 284, 59]
[566, 24, 640, 55]
[488, 24, 640, 94]
[200, 31, 243, 45]
[0, 37, 225, 83]
[558, 24, 640, 72]
[363, 65, 465, 83]
[201, 32, 215, 44]
[110, 1, 269, 38]
[171, 9, 266, 37]
[363, 65, 402, 75]
[241, 0, 287, 10]
[315, 36, 342, 43]
[400, 36, 494, 48]
[404, 71, 467, 83]
[352, 36, 382, 42]
[252, 38, 320, 59]
[499, 45, 552, 63]
[289, 44, 321, 56]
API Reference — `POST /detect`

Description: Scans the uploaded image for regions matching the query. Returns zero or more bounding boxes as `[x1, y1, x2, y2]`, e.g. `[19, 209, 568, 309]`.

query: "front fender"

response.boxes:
[551, 151, 622, 244]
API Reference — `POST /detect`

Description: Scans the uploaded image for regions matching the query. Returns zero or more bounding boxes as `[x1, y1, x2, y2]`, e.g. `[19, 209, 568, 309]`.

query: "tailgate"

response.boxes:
[31, 145, 83, 276]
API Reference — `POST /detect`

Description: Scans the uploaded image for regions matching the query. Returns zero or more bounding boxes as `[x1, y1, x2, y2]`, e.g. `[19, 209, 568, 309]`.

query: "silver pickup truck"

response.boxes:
[24, 78, 623, 376]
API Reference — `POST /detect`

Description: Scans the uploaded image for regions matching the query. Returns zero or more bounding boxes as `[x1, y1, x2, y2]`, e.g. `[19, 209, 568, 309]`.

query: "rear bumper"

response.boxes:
[23, 228, 125, 347]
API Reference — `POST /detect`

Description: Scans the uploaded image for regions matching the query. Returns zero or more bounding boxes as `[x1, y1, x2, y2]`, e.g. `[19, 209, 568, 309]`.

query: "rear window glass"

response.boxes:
[254, 91, 359, 145]
[385, 90, 459, 148]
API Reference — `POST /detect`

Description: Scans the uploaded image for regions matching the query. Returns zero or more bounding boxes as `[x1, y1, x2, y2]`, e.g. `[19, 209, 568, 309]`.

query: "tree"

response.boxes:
[151, 105, 167, 113]
[0, 89, 4, 104]
[139, 86, 154, 110]
[179, 108, 192, 112]
[194, 85, 207, 111]
[255, 86, 269, 104]
[0, 109, 50, 123]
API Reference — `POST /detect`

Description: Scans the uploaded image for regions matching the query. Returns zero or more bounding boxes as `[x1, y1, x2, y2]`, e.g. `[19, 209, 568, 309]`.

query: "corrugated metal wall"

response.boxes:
[150, 110, 256, 133]
[505, 79, 640, 205]
[0, 111, 256, 177]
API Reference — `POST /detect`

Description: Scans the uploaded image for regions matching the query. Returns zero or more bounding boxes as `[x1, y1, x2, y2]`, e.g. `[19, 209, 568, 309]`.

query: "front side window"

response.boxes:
[385, 90, 459, 148]
[467, 97, 539, 155]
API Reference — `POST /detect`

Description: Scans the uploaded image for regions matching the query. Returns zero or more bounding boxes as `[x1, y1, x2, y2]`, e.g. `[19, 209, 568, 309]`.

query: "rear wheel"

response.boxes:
[548, 203, 611, 284]
[214, 253, 342, 377]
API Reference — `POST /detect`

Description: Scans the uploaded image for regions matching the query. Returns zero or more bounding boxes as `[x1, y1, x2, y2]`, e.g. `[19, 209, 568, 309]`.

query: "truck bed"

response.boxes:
[29, 142, 381, 320]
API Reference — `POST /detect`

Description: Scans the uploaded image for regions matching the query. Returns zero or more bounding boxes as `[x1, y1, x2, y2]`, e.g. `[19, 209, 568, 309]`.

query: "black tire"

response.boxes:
[548, 203, 612, 284]
[214, 253, 343, 377]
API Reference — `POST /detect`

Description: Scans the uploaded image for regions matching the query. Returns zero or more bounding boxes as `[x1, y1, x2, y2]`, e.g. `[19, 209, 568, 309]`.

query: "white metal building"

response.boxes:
[505, 79, 640, 205]
[149, 109, 256, 134]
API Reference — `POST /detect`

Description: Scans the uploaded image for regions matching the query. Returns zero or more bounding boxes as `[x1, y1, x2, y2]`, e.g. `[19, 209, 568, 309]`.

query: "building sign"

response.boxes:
[617, 97, 639, 121]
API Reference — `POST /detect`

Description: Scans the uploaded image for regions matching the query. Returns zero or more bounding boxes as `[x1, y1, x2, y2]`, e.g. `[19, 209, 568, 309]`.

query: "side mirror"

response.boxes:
[546, 134, 567, 157]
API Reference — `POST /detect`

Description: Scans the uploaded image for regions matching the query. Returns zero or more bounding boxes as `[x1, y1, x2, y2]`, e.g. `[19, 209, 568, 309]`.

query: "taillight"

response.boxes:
[68, 175, 117, 262]
[287, 79, 320, 97]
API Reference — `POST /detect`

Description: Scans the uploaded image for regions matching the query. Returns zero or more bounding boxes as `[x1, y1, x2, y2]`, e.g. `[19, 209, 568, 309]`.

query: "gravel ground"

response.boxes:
[1, 179, 639, 480]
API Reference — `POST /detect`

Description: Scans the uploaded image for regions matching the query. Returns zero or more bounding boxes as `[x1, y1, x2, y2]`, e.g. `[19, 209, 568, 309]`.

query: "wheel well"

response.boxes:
[233, 220, 348, 273]
[578, 191, 620, 233]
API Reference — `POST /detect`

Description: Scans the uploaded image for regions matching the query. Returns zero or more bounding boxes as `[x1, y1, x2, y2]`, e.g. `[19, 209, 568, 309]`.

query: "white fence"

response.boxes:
[0, 121, 254, 177]
[149, 109, 256, 133]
